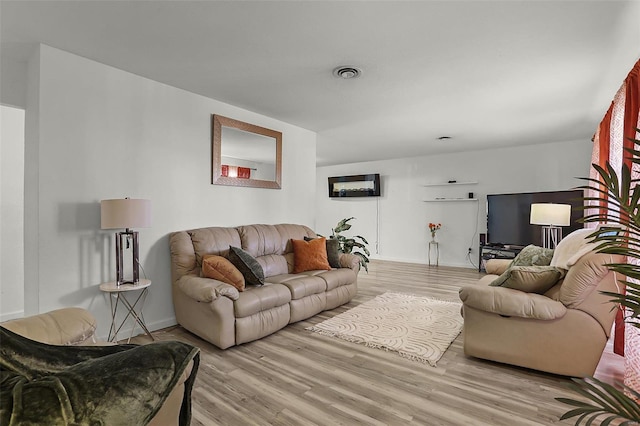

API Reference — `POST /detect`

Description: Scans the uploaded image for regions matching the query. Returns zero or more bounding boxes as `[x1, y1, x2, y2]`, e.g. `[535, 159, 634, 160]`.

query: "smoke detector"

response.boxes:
[333, 66, 362, 79]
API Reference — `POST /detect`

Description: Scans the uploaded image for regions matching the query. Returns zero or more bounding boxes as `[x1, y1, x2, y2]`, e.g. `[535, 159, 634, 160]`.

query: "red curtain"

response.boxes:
[593, 59, 640, 356]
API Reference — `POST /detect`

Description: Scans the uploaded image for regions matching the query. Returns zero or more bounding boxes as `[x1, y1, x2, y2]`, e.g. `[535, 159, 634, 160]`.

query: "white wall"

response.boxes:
[316, 140, 592, 268]
[0, 105, 25, 321]
[25, 45, 317, 338]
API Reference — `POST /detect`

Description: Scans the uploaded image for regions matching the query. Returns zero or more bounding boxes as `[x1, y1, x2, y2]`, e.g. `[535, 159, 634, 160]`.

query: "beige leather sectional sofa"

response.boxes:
[169, 223, 360, 349]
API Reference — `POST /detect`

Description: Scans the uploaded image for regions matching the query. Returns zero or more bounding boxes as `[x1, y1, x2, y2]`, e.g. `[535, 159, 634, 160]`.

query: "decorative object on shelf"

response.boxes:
[422, 181, 478, 186]
[428, 222, 442, 242]
[328, 217, 370, 272]
[100, 198, 151, 286]
[529, 203, 571, 249]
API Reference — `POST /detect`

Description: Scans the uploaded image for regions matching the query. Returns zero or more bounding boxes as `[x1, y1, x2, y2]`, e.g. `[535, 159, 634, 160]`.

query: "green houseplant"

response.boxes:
[330, 217, 370, 272]
[556, 133, 640, 424]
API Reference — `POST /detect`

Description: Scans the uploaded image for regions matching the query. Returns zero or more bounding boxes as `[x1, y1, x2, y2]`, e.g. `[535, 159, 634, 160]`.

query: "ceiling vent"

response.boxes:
[333, 66, 362, 79]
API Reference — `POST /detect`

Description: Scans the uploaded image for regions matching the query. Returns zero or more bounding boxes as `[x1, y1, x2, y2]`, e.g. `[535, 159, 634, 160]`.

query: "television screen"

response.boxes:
[487, 190, 584, 247]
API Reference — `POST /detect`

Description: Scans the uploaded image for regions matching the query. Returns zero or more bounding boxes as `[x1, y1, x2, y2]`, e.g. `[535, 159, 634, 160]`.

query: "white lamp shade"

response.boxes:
[101, 198, 151, 229]
[529, 203, 571, 226]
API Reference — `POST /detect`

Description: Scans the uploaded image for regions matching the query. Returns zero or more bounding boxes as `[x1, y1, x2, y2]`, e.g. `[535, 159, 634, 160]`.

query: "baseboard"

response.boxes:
[95, 316, 177, 342]
[371, 255, 476, 269]
[0, 310, 25, 322]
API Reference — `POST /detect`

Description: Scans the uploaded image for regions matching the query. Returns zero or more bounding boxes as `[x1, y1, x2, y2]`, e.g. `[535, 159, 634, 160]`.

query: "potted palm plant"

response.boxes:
[556, 133, 640, 424]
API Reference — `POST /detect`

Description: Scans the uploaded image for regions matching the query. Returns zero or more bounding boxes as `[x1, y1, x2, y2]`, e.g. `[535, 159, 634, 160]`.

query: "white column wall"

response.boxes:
[316, 140, 592, 268]
[25, 45, 316, 338]
[0, 105, 25, 321]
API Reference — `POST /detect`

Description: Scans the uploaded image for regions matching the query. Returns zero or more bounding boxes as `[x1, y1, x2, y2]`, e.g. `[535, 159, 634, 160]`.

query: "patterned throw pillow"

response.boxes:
[202, 255, 245, 291]
[228, 246, 265, 286]
[292, 237, 332, 273]
[490, 245, 554, 287]
[512, 244, 555, 267]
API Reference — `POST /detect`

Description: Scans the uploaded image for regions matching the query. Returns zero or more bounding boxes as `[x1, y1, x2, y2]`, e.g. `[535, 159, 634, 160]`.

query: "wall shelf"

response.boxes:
[422, 181, 478, 187]
[423, 198, 478, 202]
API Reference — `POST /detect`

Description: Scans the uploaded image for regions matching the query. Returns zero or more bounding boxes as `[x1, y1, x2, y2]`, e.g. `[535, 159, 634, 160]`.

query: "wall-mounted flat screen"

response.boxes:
[328, 174, 381, 197]
[487, 190, 584, 246]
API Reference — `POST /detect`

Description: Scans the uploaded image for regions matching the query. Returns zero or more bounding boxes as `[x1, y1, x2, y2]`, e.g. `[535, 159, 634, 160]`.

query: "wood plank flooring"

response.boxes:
[137, 260, 625, 426]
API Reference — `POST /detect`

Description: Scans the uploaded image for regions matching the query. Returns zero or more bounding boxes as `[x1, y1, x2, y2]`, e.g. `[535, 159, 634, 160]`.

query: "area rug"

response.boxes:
[307, 292, 463, 366]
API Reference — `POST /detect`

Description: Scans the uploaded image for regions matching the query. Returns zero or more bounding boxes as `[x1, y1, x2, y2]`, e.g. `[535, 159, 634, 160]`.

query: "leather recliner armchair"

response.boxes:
[459, 250, 621, 377]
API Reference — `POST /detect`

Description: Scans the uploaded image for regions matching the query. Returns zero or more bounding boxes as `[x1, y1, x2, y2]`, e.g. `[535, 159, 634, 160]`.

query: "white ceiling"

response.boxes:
[1, 1, 638, 166]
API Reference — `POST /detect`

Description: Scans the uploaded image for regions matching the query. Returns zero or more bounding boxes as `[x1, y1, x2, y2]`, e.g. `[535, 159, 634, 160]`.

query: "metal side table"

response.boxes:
[99, 279, 154, 343]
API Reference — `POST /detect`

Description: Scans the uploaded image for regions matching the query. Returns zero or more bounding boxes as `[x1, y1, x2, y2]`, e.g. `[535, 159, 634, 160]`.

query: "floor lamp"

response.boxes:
[529, 203, 571, 249]
[101, 198, 151, 285]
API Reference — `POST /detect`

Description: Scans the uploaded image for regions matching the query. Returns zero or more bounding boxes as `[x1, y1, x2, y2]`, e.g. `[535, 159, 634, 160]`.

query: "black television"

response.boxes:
[487, 190, 584, 247]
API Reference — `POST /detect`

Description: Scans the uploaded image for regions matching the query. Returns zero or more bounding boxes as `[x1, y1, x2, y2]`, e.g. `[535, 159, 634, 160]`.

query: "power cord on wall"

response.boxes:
[135, 257, 149, 280]
[376, 197, 380, 254]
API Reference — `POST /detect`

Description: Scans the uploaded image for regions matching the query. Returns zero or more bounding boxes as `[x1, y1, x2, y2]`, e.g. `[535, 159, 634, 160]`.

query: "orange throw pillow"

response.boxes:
[292, 237, 331, 273]
[202, 255, 245, 291]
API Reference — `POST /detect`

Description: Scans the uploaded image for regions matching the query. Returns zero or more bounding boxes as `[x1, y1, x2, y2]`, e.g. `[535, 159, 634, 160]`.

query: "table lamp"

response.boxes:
[530, 203, 571, 249]
[101, 198, 151, 285]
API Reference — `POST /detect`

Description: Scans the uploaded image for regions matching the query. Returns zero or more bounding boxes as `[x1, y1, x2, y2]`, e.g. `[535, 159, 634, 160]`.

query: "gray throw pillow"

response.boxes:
[305, 236, 341, 268]
[228, 246, 265, 286]
[490, 245, 554, 287]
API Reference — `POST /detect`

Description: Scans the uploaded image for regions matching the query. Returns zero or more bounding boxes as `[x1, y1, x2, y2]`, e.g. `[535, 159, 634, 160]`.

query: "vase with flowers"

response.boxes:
[428, 222, 442, 242]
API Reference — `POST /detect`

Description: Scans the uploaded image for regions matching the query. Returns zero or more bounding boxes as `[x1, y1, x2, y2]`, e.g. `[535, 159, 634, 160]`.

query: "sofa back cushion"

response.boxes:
[237, 224, 316, 277]
[189, 227, 242, 267]
[559, 251, 614, 308]
[558, 251, 622, 337]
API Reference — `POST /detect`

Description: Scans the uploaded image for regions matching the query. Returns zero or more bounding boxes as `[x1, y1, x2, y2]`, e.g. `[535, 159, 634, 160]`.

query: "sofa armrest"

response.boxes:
[485, 259, 511, 275]
[459, 285, 567, 320]
[1, 307, 97, 345]
[339, 253, 361, 273]
[177, 275, 240, 303]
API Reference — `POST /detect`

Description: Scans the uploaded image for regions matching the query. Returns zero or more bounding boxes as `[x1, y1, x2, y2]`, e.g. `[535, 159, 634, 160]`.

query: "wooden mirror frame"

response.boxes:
[211, 115, 282, 189]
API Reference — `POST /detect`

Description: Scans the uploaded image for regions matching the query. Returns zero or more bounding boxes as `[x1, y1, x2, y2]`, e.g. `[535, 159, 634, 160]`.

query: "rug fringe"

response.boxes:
[380, 292, 462, 305]
[305, 327, 456, 367]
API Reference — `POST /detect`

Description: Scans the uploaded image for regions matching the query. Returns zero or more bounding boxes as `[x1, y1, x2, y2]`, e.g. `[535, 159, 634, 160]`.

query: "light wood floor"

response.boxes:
[139, 260, 625, 426]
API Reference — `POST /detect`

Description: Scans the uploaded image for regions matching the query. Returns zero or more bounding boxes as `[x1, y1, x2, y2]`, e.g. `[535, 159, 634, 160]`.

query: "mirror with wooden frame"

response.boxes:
[211, 115, 282, 189]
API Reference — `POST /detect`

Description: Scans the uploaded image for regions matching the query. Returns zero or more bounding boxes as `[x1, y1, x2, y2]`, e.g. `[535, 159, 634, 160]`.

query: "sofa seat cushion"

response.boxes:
[233, 283, 291, 318]
[267, 274, 327, 300]
[317, 268, 357, 291]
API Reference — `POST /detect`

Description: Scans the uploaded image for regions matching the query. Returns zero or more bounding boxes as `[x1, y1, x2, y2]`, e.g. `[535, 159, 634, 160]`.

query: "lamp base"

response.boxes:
[541, 226, 563, 249]
[115, 230, 140, 286]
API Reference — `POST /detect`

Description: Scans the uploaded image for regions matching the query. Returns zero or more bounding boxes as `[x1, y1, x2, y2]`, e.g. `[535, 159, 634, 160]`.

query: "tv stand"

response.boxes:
[479, 244, 522, 272]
